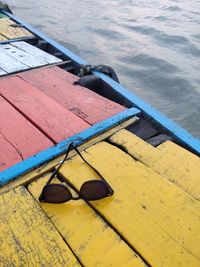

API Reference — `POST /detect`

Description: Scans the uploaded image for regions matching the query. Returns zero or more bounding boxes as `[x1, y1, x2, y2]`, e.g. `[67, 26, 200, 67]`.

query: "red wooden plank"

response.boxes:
[0, 77, 89, 143]
[0, 96, 53, 163]
[0, 136, 21, 171]
[19, 67, 125, 125]
[44, 66, 79, 84]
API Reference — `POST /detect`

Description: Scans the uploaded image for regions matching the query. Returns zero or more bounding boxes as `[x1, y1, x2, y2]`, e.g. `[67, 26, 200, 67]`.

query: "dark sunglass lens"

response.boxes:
[41, 184, 72, 203]
[80, 180, 109, 200]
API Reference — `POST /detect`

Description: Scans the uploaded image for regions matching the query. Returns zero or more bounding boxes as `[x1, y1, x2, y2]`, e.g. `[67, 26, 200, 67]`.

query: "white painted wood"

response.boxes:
[12, 41, 62, 64]
[0, 68, 7, 76]
[0, 44, 47, 68]
[0, 47, 29, 74]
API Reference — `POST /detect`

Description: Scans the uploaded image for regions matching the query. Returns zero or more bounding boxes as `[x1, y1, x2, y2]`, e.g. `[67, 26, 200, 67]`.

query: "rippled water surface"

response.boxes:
[7, 0, 200, 137]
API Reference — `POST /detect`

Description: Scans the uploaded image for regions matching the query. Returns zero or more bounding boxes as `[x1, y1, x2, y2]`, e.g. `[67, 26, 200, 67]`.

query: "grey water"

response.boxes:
[7, 0, 200, 138]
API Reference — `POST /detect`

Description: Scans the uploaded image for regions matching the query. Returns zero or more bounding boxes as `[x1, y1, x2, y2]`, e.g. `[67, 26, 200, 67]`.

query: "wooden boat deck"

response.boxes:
[0, 17, 33, 41]
[0, 65, 124, 170]
[0, 11, 200, 267]
[1, 130, 200, 266]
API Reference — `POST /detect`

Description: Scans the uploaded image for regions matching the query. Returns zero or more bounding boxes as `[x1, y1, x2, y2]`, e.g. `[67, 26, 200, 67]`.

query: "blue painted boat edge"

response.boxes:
[95, 72, 200, 155]
[2, 11, 87, 65]
[0, 108, 140, 186]
[2, 12, 200, 155]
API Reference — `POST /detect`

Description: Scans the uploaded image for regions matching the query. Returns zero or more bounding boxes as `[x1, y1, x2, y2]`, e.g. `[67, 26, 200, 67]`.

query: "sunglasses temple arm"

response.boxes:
[72, 145, 114, 194]
[45, 142, 75, 185]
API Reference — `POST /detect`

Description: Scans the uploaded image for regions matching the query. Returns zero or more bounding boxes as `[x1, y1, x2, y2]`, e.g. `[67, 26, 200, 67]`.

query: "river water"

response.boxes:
[6, 0, 200, 138]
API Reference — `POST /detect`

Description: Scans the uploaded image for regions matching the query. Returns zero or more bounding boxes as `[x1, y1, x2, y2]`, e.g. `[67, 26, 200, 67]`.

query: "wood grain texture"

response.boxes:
[28, 175, 145, 267]
[0, 136, 22, 171]
[58, 142, 200, 267]
[19, 66, 125, 125]
[0, 96, 53, 169]
[0, 18, 33, 39]
[12, 41, 62, 64]
[109, 129, 200, 200]
[0, 186, 80, 267]
[0, 76, 89, 143]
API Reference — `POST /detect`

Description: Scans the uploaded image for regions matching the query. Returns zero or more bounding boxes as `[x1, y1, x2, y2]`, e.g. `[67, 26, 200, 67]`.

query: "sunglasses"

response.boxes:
[39, 143, 114, 203]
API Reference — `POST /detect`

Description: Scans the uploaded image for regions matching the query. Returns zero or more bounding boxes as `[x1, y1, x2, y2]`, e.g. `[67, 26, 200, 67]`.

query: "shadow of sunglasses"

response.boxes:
[39, 142, 114, 203]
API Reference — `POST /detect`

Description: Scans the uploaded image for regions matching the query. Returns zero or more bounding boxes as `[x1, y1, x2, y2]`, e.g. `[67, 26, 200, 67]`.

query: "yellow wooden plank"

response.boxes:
[0, 117, 138, 195]
[28, 174, 145, 267]
[0, 186, 80, 267]
[58, 142, 200, 267]
[0, 18, 33, 39]
[109, 129, 200, 200]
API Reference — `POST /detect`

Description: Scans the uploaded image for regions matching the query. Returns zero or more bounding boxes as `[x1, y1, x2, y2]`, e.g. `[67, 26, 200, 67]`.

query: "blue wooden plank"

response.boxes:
[0, 108, 140, 185]
[3, 12, 200, 154]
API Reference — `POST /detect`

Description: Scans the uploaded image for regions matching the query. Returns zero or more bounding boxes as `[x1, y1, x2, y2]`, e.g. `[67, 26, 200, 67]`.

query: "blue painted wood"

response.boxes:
[3, 11, 86, 65]
[3, 11, 200, 155]
[0, 108, 140, 185]
[94, 72, 200, 155]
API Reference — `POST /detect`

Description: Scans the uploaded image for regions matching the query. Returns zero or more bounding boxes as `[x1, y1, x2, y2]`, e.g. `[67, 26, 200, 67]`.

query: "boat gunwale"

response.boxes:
[2, 10, 200, 156]
[0, 108, 140, 186]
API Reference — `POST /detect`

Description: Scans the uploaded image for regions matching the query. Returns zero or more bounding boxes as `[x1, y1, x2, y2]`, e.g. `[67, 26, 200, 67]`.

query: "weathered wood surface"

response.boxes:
[0, 186, 80, 267]
[13, 41, 62, 64]
[19, 66, 125, 125]
[43, 65, 79, 83]
[57, 142, 200, 267]
[1, 43, 47, 68]
[0, 117, 138, 195]
[29, 175, 145, 267]
[0, 42, 62, 75]
[0, 96, 53, 171]
[0, 46, 29, 73]
[0, 18, 33, 40]
[109, 129, 200, 200]
[0, 76, 89, 143]
[0, 136, 22, 171]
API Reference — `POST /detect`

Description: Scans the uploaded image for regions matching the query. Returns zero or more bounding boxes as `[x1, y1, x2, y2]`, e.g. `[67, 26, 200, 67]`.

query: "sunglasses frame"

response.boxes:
[39, 142, 114, 203]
